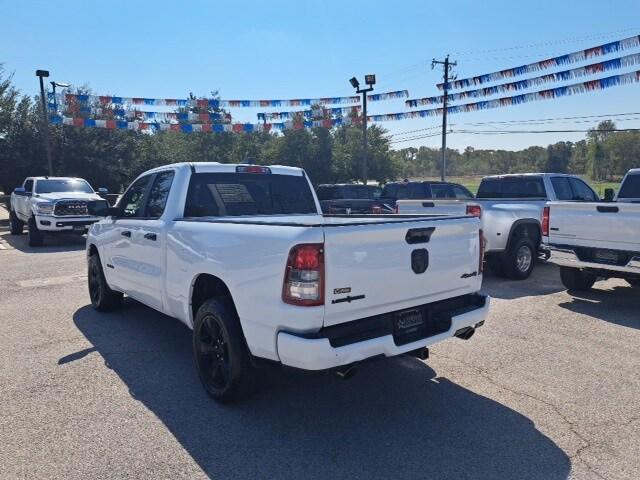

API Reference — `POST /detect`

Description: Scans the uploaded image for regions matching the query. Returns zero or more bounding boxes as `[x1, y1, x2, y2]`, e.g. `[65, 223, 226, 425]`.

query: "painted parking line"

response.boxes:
[16, 274, 87, 288]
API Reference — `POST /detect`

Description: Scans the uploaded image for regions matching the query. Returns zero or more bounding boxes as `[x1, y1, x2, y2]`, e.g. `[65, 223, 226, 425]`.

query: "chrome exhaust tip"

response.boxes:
[335, 364, 358, 380]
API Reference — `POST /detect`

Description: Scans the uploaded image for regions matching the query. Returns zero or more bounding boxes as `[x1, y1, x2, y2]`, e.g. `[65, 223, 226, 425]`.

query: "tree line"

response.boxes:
[1, 66, 638, 195]
[392, 119, 639, 181]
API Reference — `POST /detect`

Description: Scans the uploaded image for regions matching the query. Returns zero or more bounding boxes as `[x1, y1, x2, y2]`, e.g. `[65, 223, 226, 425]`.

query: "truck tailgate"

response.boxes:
[396, 199, 471, 216]
[549, 202, 640, 251]
[322, 216, 482, 327]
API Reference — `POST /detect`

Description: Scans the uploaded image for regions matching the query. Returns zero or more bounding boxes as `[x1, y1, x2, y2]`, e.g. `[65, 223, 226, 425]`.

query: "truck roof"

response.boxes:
[482, 173, 579, 180]
[627, 168, 640, 175]
[26, 176, 87, 181]
[143, 162, 305, 176]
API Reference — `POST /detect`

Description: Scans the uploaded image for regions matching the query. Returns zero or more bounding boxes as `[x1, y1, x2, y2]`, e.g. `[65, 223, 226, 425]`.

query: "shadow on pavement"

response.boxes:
[0, 230, 86, 253]
[481, 262, 565, 300]
[558, 283, 639, 330]
[67, 302, 570, 480]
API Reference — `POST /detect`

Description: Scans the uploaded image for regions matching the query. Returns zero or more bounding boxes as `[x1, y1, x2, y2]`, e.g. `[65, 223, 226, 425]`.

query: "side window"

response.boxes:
[551, 177, 574, 201]
[146, 171, 175, 218]
[118, 175, 152, 218]
[569, 178, 598, 201]
[452, 185, 473, 199]
[23, 180, 34, 193]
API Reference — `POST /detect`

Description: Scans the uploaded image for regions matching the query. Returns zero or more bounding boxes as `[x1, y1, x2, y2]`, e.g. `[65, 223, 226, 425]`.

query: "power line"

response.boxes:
[450, 28, 640, 57]
[386, 111, 640, 139]
[455, 128, 640, 135]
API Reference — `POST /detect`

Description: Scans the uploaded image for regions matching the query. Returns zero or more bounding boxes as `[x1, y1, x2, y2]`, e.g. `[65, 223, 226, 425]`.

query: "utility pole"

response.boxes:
[36, 69, 53, 176]
[432, 56, 456, 182]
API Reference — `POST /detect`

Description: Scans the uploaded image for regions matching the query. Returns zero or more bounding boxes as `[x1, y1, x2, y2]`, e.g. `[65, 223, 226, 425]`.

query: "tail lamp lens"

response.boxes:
[542, 206, 550, 236]
[466, 204, 482, 218]
[283, 244, 324, 306]
[479, 229, 487, 274]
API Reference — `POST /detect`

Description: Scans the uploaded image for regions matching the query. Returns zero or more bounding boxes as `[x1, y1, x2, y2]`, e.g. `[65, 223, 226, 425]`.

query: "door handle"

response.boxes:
[144, 232, 157, 241]
[121, 230, 131, 237]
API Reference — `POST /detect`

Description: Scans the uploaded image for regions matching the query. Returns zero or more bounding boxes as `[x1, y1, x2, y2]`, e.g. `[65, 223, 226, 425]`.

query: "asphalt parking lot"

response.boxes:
[0, 206, 638, 480]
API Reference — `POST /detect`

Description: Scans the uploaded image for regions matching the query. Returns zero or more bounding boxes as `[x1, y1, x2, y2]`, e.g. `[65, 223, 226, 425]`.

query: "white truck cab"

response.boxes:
[10, 176, 107, 246]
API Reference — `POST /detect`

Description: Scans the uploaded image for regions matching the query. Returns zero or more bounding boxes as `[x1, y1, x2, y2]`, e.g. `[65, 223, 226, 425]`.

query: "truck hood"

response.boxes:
[33, 192, 102, 202]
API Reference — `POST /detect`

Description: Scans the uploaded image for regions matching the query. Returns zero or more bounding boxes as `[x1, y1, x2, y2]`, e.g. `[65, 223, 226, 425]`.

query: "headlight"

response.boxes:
[35, 203, 54, 215]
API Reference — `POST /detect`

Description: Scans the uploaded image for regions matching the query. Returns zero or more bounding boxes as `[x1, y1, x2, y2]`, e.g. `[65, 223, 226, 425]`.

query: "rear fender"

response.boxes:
[506, 219, 541, 252]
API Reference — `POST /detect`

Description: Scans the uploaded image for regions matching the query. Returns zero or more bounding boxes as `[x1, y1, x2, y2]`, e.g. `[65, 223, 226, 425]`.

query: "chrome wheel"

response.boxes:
[516, 245, 533, 273]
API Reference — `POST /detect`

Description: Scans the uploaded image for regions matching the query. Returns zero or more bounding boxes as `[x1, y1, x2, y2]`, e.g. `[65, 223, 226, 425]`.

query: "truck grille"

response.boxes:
[54, 200, 89, 216]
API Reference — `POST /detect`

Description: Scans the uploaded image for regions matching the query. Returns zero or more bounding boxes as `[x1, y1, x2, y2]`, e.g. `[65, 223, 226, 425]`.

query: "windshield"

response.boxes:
[35, 179, 94, 194]
[476, 177, 546, 199]
[618, 174, 640, 199]
[184, 172, 317, 217]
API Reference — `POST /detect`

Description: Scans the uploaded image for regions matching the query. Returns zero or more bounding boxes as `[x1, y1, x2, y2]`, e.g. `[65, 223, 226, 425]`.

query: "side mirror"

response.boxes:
[604, 188, 615, 202]
[13, 187, 28, 196]
[97, 187, 108, 194]
[87, 199, 119, 217]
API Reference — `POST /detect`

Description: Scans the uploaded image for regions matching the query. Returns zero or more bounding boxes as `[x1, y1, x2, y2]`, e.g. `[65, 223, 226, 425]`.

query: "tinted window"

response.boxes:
[382, 183, 426, 200]
[118, 175, 152, 218]
[430, 184, 452, 199]
[35, 179, 93, 194]
[315, 186, 334, 201]
[146, 171, 175, 218]
[568, 178, 598, 201]
[477, 177, 546, 199]
[551, 177, 574, 201]
[452, 184, 474, 199]
[618, 174, 640, 199]
[184, 172, 316, 217]
[23, 179, 33, 193]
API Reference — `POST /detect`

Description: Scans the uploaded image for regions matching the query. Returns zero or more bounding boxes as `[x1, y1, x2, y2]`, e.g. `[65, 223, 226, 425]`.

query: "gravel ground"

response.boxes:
[0, 206, 638, 479]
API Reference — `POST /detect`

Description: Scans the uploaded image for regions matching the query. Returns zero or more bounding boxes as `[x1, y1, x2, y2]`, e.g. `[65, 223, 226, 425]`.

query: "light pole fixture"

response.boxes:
[36, 69, 54, 176]
[349, 74, 375, 184]
[50, 81, 70, 111]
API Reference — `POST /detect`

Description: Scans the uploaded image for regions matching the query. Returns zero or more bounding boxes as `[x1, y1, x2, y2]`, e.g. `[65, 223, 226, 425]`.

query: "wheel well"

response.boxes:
[508, 221, 541, 251]
[191, 274, 237, 321]
[88, 244, 99, 257]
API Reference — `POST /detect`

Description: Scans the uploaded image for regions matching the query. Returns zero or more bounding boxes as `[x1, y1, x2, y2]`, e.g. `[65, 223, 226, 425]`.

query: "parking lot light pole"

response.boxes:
[349, 74, 376, 185]
[36, 69, 53, 176]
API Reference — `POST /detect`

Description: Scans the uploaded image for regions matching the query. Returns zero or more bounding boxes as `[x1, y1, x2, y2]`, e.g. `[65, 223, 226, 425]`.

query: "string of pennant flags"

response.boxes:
[408, 53, 640, 107]
[49, 90, 408, 109]
[438, 34, 640, 90]
[49, 115, 355, 132]
[371, 70, 640, 122]
[257, 106, 361, 121]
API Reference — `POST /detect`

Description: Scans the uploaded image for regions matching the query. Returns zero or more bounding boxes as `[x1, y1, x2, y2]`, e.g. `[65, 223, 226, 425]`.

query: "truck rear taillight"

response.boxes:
[372, 205, 382, 214]
[542, 206, 550, 237]
[479, 229, 487, 274]
[282, 244, 324, 306]
[466, 204, 482, 218]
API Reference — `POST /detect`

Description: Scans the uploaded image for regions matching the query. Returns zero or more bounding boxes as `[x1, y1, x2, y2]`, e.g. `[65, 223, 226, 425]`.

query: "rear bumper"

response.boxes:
[547, 244, 640, 274]
[277, 293, 490, 370]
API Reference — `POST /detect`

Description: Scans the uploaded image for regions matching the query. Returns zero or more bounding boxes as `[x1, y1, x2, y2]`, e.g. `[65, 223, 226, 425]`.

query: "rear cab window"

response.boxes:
[477, 176, 546, 199]
[618, 174, 640, 199]
[184, 172, 317, 217]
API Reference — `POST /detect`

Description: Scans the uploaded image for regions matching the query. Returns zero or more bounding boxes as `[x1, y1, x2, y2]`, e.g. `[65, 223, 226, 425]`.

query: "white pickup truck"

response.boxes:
[397, 173, 600, 280]
[10, 176, 108, 246]
[545, 168, 640, 291]
[86, 162, 490, 402]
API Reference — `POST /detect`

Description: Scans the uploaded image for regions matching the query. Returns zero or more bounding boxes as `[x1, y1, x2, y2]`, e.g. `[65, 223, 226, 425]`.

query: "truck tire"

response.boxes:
[88, 253, 123, 311]
[560, 267, 597, 291]
[627, 278, 640, 287]
[9, 210, 24, 235]
[193, 298, 254, 403]
[503, 237, 535, 280]
[27, 217, 44, 247]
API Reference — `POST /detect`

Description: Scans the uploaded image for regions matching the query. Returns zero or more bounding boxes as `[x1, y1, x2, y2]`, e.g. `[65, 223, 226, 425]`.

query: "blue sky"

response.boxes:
[2, 0, 639, 151]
